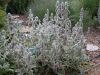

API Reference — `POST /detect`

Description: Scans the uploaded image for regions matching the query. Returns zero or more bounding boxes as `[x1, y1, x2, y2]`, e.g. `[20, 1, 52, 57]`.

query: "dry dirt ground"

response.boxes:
[85, 28, 100, 65]
[82, 29, 100, 75]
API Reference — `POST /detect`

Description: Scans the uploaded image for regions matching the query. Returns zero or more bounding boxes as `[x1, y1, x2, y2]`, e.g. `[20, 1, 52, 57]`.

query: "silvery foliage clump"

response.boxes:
[32, 1, 88, 74]
[6, 13, 13, 32]
[0, 13, 35, 75]
[98, 1, 100, 24]
[0, 30, 13, 73]
[0, 1, 89, 75]
[27, 9, 34, 27]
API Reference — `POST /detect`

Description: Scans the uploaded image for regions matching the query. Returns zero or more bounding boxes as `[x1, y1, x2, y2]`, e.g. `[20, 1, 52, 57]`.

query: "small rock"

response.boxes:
[86, 44, 99, 51]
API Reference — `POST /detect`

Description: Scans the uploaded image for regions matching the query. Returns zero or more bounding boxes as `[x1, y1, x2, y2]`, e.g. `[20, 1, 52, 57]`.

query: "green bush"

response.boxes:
[82, 0, 99, 30]
[7, 0, 30, 14]
[70, 0, 99, 30]
[70, 0, 83, 25]
[31, 0, 66, 20]
[0, 9, 6, 29]
[83, 11, 99, 31]
[83, 0, 99, 17]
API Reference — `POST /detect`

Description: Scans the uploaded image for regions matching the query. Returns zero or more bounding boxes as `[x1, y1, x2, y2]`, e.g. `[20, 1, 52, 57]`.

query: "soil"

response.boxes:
[85, 28, 100, 65]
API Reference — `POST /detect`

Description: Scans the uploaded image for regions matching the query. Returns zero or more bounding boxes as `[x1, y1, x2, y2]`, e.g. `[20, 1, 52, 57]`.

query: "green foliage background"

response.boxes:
[5, 0, 100, 27]
[7, 0, 30, 14]
[31, 0, 99, 29]
[0, 9, 6, 29]
[30, 0, 67, 20]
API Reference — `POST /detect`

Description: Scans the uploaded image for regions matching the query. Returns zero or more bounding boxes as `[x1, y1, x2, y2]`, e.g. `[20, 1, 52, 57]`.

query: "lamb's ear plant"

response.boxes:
[27, 9, 34, 27]
[0, 30, 16, 75]
[0, 12, 36, 75]
[0, 1, 90, 75]
[32, 1, 89, 75]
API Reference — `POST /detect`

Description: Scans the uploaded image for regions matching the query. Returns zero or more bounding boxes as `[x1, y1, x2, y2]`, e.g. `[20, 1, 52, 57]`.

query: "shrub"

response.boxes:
[83, 0, 99, 17]
[83, 10, 99, 31]
[70, 0, 99, 29]
[32, 0, 99, 29]
[28, 1, 89, 75]
[83, 0, 99, 29]
[7, 0, 30, 14]
[0, 0, 11, 11]
[0, 30, 16, 75]
[1, 1, 90, 75]
[0, 9, 6, 29]
[31, 0, 67, 20]
[70, 0, 83, 25]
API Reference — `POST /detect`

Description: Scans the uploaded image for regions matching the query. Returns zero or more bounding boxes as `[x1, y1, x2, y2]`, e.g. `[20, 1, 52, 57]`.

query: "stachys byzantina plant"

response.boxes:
[32, 1, 89, 75]
[0, 1, 90, 75]
[0, 13, 35, 75]
[0, 30, 17, 75]
[0, 29, 35, 75]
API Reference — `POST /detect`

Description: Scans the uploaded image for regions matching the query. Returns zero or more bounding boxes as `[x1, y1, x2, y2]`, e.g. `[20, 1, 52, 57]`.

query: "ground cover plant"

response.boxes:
[0, 0, 94, 75]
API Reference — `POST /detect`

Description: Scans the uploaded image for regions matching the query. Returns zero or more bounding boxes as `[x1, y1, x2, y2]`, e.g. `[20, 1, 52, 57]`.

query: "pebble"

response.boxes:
[86, 44, 99, 51]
